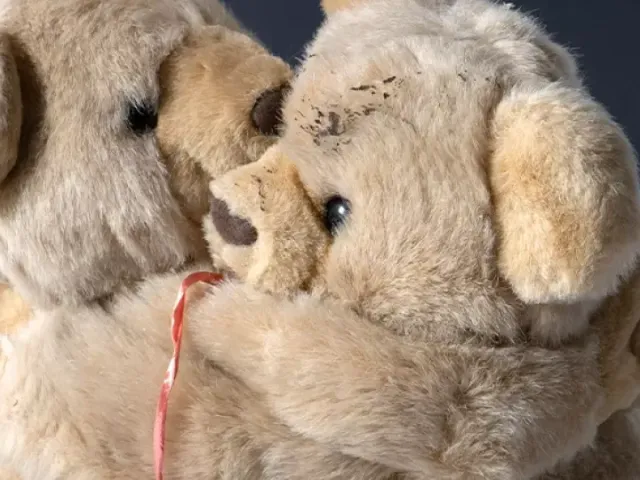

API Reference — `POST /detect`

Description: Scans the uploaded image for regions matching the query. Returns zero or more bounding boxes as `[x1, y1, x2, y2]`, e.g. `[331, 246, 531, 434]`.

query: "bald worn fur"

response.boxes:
[2, 0, 640, 479]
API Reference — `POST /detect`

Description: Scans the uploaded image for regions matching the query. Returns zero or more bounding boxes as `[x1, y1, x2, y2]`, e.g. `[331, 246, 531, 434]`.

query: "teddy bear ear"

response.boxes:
[490, 83, 640, 305]
[0, 33, 21, 183]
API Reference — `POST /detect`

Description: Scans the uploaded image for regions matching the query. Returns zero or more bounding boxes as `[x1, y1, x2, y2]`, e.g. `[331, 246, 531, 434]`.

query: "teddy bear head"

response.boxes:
[204, 0, 640, 346]
[0, 0, 292, 308]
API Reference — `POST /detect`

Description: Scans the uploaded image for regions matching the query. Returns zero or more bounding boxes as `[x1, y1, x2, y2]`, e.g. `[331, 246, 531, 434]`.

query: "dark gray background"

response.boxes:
[225, 1, 639, 150]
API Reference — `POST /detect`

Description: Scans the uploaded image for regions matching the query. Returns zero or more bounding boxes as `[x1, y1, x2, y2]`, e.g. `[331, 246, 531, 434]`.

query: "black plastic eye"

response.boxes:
[323, 195, 351, 236]
[126, 100, 158, 135]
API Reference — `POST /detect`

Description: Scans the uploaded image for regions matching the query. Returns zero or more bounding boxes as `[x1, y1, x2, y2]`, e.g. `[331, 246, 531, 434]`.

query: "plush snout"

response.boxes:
[204, 146, 330, 294]
[209, 195, 258, 247]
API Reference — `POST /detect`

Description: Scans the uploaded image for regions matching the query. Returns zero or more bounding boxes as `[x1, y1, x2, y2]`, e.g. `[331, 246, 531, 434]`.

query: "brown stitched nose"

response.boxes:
[251, 84, 289, 136]
[209, 195, 258, 246]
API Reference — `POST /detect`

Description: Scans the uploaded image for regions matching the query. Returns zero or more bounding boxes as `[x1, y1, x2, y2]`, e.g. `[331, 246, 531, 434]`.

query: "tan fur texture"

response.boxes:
[2, 0, 640, 479]
[0, 285, 29, 334]
[492, 85, 640, 306]
[157, 28, 291, 225]
[0, 0, 291, 311]
[322, 0, 364, 13]
[0, 1, 291, 476]
[0, 0, 292, 336]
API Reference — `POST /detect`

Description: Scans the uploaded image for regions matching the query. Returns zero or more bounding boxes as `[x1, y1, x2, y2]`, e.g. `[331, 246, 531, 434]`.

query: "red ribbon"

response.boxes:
[153, 271, 225, 480]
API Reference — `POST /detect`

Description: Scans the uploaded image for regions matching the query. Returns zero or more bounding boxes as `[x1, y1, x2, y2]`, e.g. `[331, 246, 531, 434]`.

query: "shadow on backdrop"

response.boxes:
[226, 0, 639, 151]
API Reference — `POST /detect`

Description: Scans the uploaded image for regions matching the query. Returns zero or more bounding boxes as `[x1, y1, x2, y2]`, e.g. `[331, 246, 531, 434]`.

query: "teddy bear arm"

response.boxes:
[258, 332, 602, 478]
[188, 285, 602, 479]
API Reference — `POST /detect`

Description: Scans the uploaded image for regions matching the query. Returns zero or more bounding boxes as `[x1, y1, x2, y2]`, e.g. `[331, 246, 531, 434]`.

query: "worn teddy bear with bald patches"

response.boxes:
[2, 0, 640, 479]
[183, 0, 640, 476]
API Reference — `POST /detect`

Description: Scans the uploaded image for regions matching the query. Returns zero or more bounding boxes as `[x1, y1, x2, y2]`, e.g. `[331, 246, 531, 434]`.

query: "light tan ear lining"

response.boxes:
[490, 84, 640, 304]
[0, 33, 21, 183]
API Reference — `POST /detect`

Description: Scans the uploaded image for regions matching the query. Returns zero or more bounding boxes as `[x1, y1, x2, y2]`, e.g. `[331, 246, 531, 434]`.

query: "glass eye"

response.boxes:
[126, 100, 158, 135]
[323, 195, 351, 236]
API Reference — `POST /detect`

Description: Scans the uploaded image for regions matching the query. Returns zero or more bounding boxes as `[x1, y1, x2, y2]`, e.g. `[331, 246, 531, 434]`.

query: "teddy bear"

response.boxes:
[0, 0, 639, 479]
[205, 148, 640, 480]
[197, 0, 640, 477]
[3, 141, 638, 478]
[0, 0, 293, 336]
[173, 0, 640, 477]
[2, 0, 640, 478]
[0, 0, 293, 478]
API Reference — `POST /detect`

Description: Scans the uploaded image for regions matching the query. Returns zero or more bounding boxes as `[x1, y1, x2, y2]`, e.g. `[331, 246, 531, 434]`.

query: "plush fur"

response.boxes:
[0, 0, 292, 477]
[0, 285, 28, 334]
[2, 0, 640, 479]
[0, 0, 291, 312]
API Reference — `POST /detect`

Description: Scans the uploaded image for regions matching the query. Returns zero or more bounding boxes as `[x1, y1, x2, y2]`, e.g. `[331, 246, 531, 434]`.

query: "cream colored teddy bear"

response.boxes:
[0, 0, 291, 477]
[2, 0, 640, 479]
[195, 0, 640, 477]
[0, 0, 292, 334]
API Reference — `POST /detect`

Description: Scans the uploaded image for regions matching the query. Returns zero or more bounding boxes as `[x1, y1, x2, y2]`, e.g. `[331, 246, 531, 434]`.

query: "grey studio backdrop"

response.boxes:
[226, 0, 639, 153]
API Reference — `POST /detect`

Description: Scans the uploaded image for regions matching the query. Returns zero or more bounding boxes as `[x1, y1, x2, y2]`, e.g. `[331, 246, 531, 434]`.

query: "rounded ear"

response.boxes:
[0, 33, 21, 183]
[490, 83, 640, 304]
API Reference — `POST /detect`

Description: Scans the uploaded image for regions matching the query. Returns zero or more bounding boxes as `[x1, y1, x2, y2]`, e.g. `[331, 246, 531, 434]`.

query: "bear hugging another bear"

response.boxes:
[2, 0, 640, 479]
